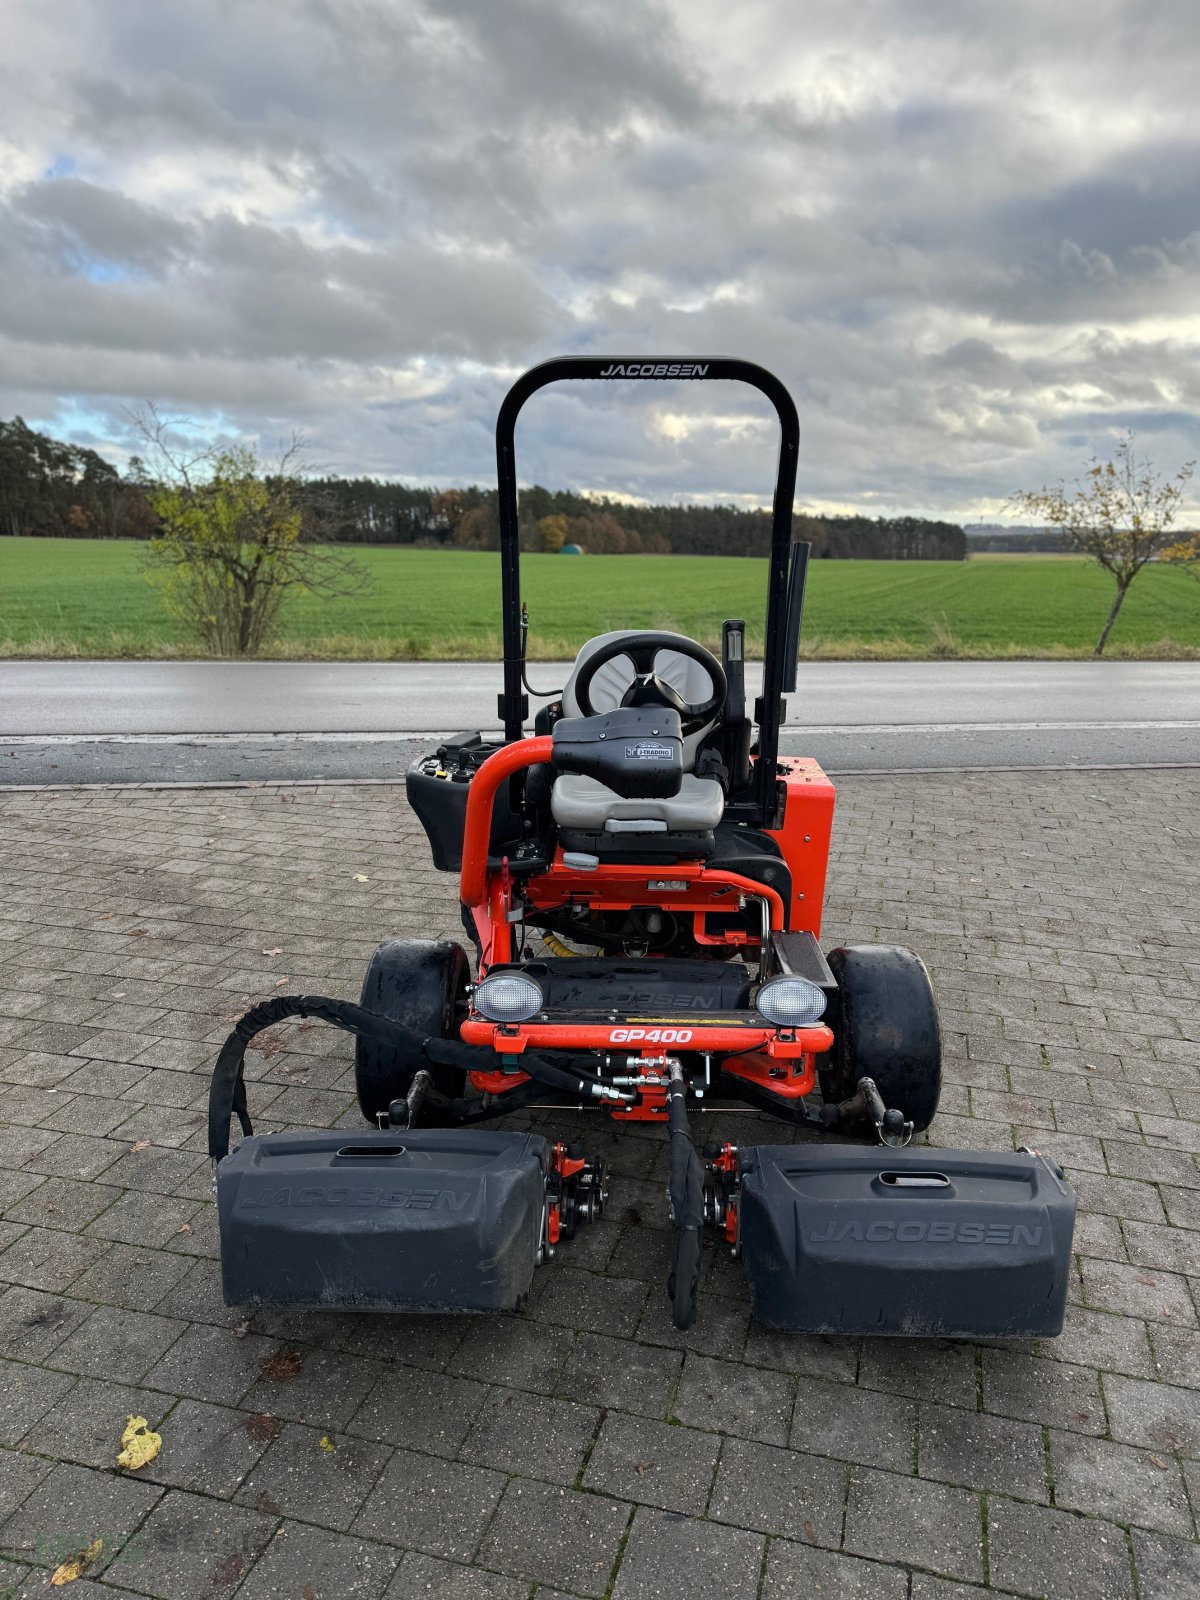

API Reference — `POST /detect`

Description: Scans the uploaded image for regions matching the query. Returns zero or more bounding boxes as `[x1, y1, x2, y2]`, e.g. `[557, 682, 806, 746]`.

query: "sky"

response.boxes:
[2, 0, 1200, 519]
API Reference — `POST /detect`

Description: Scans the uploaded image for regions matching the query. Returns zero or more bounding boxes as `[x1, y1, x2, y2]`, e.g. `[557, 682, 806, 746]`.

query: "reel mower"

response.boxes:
[210, 356, 1076, 1337]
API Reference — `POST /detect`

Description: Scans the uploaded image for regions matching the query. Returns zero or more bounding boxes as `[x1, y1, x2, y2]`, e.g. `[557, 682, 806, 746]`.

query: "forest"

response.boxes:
[0, 417, 966, 560]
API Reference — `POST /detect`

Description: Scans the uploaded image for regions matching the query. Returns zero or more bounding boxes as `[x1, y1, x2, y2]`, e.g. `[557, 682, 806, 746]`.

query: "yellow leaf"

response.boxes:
[318, 1434, 336, 1453]
[117, 1414, 162, 1471]
[50, 1537, 103, 1585]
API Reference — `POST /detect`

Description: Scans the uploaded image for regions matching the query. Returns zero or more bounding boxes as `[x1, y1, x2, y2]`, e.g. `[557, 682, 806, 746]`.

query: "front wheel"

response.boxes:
[819, 945, 942, 1133]
[355, 939, 469, 1123]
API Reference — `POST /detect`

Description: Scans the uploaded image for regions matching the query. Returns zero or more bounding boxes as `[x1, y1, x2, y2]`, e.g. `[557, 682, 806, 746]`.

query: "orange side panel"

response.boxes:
[767, 758, 836, 935]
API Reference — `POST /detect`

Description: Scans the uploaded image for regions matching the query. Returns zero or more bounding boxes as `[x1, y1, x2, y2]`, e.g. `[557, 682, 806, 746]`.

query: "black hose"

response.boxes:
[208, 993, 630, 1161]
[665, 1067, 704, 1330]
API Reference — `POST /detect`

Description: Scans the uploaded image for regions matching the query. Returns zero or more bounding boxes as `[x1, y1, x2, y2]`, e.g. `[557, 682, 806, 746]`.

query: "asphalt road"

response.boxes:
[1, 659, 1197, 783]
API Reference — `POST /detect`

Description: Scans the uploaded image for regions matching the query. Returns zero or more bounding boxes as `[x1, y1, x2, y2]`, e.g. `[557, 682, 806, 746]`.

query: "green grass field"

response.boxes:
[2, 538, 1198, 659]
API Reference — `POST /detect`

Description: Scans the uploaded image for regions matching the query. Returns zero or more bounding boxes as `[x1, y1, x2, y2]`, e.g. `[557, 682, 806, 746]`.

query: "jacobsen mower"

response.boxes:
[209, 357, 1075, 1336]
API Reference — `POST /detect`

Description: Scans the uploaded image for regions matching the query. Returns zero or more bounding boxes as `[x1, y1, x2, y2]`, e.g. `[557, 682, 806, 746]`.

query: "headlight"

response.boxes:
[473, 973, 544, 1023]
[755, 976, 827, 1028]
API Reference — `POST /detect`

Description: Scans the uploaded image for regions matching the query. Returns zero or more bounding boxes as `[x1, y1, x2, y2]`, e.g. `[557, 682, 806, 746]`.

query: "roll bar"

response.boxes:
[495, 356, 800, 821]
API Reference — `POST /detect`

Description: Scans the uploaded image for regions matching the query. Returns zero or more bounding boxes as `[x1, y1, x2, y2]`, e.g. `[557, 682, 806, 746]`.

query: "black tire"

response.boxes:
[355, 939, 469, 1123]
[819, 945, 942, 1133]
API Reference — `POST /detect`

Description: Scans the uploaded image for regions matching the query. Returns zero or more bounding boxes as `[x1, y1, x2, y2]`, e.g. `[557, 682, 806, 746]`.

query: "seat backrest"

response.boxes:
[560, 630, 719, 770]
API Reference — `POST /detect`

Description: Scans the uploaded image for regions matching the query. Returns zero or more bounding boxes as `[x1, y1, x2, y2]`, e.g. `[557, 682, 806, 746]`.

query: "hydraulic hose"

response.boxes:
[665, 1062, 705, 1330]
[208, 993, 631, 1162]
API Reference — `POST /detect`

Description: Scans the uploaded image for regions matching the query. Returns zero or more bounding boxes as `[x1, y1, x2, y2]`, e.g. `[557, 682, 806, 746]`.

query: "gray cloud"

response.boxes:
[2, 0, 1199, 517]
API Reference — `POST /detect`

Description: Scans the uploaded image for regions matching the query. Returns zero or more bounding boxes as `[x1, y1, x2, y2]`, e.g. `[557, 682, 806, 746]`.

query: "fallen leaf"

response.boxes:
[273, 977, 289, 988]
[254, 1490, 282, 1515]
[352, 874, 370, 883]
[262, 947, 283, 956]
[244, 1413, 281, 1443]
[211, 1552, 244, 1586]
[1148, 1454, 1169, 1469]
[176, 1224, 192, 1235]
[304, 1586, 317, 1600]
[113, 991, 126, 999]
[117, 1414, 162, 1471]
[261, 1348, 303, 1382]
[130, 1140, 150, 1154]
[128, 928, 148, 938]
[98, 912, 114, 921]
[50, 1536, 103, 1585]
[234, 1318, 251, 1340]
[318, 1435, 336, 1453]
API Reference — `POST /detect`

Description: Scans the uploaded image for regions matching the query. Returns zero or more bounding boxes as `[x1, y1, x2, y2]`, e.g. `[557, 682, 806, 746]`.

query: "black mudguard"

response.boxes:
[738, 1144, 1076, 1338]
[217, 1129, 547, 1313]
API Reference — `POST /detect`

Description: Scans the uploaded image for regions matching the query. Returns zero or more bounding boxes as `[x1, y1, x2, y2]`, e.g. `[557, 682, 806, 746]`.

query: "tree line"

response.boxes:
[314, 479, 969, 559]
[0, 416, 967, 559]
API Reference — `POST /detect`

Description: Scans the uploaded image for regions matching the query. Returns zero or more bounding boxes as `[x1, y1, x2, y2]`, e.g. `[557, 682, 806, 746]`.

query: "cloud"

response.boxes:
[1, 0, 1199, 517]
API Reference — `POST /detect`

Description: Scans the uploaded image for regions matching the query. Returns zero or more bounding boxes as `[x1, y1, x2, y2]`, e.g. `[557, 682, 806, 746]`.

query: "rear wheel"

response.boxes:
[355, 939, 469, 1123]
[819, 945, 942, 1133]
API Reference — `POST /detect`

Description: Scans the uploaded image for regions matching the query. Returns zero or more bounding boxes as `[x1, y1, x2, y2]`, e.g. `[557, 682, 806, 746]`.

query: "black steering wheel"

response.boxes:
[573, 633, 728, 737]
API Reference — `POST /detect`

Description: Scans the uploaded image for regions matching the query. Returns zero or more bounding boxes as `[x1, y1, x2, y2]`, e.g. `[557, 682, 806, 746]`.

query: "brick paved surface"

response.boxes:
[0, 770, 1196, 1599]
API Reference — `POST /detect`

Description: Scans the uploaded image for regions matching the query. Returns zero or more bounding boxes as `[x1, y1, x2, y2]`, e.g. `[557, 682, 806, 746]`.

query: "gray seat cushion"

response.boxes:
[551, 772, 725, 833]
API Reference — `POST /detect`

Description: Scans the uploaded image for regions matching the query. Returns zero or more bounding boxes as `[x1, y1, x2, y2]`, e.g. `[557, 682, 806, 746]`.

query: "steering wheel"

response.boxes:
[573, 633, 728, 737]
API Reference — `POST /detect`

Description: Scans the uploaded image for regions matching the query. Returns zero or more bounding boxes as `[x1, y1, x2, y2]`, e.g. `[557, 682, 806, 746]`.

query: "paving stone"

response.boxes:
[1049, 1429, 1194, 1537]
[1131, 1528, 1200, 1600]
[708, 1434, 845, 1543]
[236, 1519, 400, 1599]
[459, 1387, 600, 1484]
[448, 1314, 573, 1395]
[844, 1468, 983, 1584]
[347, 1366, 488, 1457]
[671, 1353, 795, 1444]
[1081, 1257, 1197, 1325]
[4, 1176, 121, 1232]
[612, 1506, 763, 1600]
[0, 1286, 92, 1360]
[527, 1267, 647, 1337]
[22, 1132, 124, 1181]
[6, 767, 1200, 1600]
[241, 1343, 383, 1428]
[0, 1356, 74, 1446]
[141, 1321, 275, 1407]
[789, 1375, 916, 1472]
[633, 1282, 751, 1360]
[477, 1477, 630, 1596]
[582, 1410, 719, 1514]
[48, 1304, 185, 1384]
[66, 1240, 192, 1311]
[1104, 1372, 1200, 1457]
[354, 1448, 506, 1560]
[85, 1191, 200, 1248]
[762, 1539, 908, 1600]
[555, 1331, 682, 1418]
[987, 1496, 1135, 1600]
[743, 1325, 860, 1383]
[0, 1225, 104, 1293]
[104, 1486, 275, 1597]
[918, 1402, 1049, 1502]
[234, 1420, 390, 1527]
[857, 1339, 978, 1408]
[0, 1445, 54, 1522]
[21, 1378, 170, 1469]
[0, 1460, 161, 1574]
[386, 1551, 528, 1599]
[1047, 1306, 1155, 1378]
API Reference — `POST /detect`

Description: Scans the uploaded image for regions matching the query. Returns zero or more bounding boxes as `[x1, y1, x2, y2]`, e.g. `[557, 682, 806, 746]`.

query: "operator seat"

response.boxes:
[550, 631, 725, 845]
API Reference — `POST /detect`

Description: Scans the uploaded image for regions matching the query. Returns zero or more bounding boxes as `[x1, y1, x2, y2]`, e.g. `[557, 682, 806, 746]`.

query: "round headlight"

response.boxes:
[473, 973, 544, 1023]
[754, 976, 827, 1028]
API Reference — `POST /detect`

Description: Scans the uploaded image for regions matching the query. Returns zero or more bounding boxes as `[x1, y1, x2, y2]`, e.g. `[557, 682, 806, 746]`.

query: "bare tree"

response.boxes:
[1011, 434, 1195, 656]
[133, 407, 369, 656]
